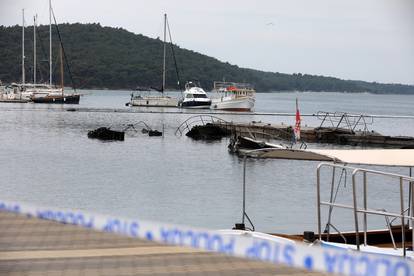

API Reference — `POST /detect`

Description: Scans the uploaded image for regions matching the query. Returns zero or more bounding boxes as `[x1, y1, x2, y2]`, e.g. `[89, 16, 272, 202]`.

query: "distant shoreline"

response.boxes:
[1, 23, 413, 95]
[74, 88, 414, 95]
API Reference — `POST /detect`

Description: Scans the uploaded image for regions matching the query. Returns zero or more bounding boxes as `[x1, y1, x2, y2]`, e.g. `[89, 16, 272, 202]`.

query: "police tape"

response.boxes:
[0, 200, 412, 276]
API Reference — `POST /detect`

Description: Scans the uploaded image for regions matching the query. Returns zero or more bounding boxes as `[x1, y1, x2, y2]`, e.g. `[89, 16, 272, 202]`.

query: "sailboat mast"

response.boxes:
[49, 0, 52, 86]
[60, 45, 64, 95]
[33, 15, 37, 84]
[22, 9, 25, 85]
[162, 13, 166, 93]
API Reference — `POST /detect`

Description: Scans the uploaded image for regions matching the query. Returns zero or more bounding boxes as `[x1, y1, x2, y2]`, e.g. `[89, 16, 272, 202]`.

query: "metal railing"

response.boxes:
[317, 163, 414, 257]
[317, 111, 374, 134]
[175, 115, 228, 136]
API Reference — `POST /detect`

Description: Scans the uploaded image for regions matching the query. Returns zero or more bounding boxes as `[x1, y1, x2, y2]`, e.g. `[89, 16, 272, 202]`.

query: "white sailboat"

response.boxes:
[0, 9, 34, 102]
[130, 14, 178, 107]
[16, 8, 58, 101]
[30, 0, 80, 104]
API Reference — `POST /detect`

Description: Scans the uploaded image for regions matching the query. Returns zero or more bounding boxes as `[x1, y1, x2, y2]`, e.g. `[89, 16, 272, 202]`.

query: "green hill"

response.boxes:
[0, 23, 413, 93]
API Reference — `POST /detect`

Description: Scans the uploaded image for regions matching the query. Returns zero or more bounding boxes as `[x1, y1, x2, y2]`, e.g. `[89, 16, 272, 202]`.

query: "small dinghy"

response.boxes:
[87, 127, 125, 141]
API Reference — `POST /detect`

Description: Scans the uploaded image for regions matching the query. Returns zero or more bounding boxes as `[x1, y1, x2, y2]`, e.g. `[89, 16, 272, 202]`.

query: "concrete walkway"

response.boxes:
[0, 211, 328, 275]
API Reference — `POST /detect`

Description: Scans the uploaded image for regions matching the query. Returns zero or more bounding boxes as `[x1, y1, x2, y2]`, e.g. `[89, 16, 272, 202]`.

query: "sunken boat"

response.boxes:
[87, 127, 125, 141]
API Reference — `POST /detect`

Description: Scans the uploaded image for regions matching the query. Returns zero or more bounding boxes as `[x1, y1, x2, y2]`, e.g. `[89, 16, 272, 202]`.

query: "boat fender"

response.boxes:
[303, 231, 315, 243]
[232, 223, 246, 230]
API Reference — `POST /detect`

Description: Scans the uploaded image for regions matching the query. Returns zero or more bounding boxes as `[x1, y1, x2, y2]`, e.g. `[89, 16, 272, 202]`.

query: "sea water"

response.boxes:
[0, 90, 413, 234]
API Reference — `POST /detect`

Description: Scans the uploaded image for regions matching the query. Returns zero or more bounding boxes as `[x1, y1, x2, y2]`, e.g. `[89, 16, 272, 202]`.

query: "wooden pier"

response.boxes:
[0, 210, 327, 276]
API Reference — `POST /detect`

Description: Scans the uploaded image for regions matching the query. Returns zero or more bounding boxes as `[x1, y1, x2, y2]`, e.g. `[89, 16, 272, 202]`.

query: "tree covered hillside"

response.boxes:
[0, 23, 413, 93]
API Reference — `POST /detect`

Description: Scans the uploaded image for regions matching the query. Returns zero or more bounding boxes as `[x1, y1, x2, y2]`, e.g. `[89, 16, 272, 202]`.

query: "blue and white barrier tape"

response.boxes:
[0, 200, 412, 276]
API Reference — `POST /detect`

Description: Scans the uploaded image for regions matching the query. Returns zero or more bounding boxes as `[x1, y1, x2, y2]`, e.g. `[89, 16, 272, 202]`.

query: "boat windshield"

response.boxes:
[185, 81, 201, 89]
[186, 94, 207, 99]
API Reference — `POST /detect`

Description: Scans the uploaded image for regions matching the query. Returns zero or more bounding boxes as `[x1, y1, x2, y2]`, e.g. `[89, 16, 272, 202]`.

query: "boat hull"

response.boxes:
[32, 94, 80, 104]
[211, 97, 254, 111]
[180, 100, 211, 109]
[131, 96, 178, 107]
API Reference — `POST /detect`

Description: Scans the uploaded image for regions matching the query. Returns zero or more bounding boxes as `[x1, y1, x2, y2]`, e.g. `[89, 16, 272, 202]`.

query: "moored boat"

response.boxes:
[130, 14, 179, 108]
[32, 93, 80, 104]
[180, 80, 211, 109]
[30, 0, 81, 104]
[210, 81, 255, 111]
[131, 94, 178, 107]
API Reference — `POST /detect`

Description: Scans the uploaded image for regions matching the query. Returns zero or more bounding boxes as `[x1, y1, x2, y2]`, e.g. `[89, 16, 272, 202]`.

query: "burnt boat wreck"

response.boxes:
[178, 112, 414, 148]
[87, 127, 125, 141]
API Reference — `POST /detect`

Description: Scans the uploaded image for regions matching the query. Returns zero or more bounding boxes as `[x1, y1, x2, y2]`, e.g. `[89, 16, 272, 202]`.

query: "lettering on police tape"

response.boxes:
[102, 218, 139, 237]
[322, 251, 411, 276]
[160, 227, 235, 254]
[0, 202, 20, 213]
[36, 209, 95, 228]
[245, 240, 295, 266]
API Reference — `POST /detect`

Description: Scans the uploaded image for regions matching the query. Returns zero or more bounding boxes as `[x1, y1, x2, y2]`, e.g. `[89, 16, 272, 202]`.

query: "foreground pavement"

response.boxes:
[0, 211, 327, 276]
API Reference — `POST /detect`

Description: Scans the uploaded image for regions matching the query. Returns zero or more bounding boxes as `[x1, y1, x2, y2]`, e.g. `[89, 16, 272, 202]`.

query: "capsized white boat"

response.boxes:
[210, 81, 255, 111]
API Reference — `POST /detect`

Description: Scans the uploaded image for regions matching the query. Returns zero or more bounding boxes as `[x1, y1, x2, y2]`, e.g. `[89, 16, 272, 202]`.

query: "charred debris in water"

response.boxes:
[88, 121, 163, 141]
[124, 121, 163, 137]
[88, 127, 125, 141]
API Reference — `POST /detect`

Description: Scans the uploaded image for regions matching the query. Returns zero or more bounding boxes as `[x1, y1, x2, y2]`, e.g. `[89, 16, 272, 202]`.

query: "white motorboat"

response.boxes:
[180, 81, 211, 109]
[130, 14, 179, 107]
[210, 81, 255, 111]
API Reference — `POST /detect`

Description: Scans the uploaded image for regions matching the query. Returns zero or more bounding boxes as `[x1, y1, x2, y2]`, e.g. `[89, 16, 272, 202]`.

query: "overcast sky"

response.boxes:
[1, 0, 413, 85]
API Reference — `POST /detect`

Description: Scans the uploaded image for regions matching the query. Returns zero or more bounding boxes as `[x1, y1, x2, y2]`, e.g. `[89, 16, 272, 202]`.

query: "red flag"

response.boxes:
[294, 98, 301, 141]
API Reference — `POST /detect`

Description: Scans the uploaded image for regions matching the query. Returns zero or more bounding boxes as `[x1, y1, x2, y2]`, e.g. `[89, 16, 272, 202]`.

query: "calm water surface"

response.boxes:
[0, 90, 413, 233]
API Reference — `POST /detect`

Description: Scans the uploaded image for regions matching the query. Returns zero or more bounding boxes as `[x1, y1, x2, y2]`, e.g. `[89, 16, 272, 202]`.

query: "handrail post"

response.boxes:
[325, 167, 336, 241]
[352, 170, 360, 250]
[363, 171, 367, 246]
[242, 155, 247, 224]
[400, 177, 406, 257]
[410, 167, 413, 251]
[316, 164, 322, 241]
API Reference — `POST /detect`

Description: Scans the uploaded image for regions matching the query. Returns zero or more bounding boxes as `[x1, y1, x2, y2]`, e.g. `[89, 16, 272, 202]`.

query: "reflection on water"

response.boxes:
[0, 91, 413, 233]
